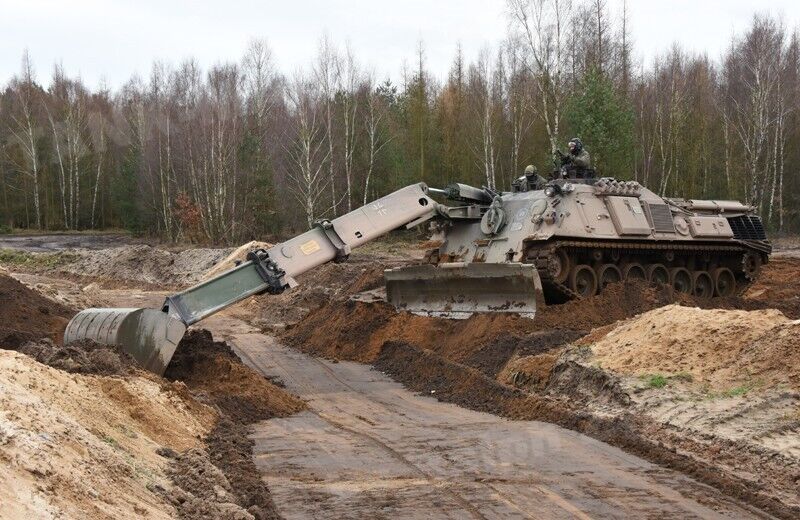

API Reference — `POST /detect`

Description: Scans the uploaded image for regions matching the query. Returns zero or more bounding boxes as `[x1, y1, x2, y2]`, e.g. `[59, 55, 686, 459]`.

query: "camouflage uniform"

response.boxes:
[568, 149, 591, 170]
[513, 165, 547, 192]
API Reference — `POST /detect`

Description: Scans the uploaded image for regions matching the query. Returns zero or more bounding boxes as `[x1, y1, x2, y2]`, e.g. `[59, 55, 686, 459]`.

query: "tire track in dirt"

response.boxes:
[225, 331, 490, 519]
[206, 314, 766, 519]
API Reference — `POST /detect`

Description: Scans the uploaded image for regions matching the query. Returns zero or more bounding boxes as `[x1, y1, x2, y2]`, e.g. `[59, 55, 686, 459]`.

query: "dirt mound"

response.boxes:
[0, 350, 215, 519]
[374, 341, 569, 422]
[164, 329, 304, 520]
[58, 245, 233, 288]
[465, 329, 583, 378]
[499, 351, 564, 391]
[744, 257, 800, 318]
[584, 304, 799, 391]
[14, 338, 138, 376]
[165, 329, 305, 422]
[282, 278, 690, 376]
[0, 272, 74, 347]
[284, 299, 539, 363]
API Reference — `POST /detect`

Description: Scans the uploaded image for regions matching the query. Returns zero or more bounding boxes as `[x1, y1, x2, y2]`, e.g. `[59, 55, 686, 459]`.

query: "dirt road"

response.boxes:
[202, 313, 767, 520]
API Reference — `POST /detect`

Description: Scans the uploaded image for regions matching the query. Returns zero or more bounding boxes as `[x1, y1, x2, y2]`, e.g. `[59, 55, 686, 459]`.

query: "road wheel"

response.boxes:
[549, 249, 571, 284]
[646, 264, 669, 286]
[712, 267, 736, 297]
[692, 271, 714, 298]
[741, 252, 762, 281]
[670, 267, 693, 294]
[570, 264, 598, 298]
[622, 263, 646, 281]
[596, 263, 622, 291]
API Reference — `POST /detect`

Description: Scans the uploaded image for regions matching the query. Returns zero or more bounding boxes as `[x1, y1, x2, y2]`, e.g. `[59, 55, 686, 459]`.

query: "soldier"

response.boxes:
[559, 138, 591, 170]
[555, 138, 592, 179]
[512, 164, 547, 192]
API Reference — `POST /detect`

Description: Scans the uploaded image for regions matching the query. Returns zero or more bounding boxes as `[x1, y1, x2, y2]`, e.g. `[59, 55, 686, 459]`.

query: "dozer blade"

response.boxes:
[63, 308, 186, 375]
[384, 262, 544, 319]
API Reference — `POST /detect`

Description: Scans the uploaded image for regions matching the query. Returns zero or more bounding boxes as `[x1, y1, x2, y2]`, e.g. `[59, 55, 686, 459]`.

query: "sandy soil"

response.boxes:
[0, 350, 215, 519]
[60, 245, 234, 288]
[584, 304, 799, 391]
[0, 270, 304, 520]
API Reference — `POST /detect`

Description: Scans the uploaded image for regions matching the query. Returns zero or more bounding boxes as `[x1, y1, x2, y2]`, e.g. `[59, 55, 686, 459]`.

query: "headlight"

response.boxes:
[544, 186, 556, 197]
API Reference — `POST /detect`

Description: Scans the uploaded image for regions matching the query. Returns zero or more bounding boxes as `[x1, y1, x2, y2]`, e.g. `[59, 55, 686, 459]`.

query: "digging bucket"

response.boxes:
[384, 262, 544, 319]
[63, 308, 186, 375]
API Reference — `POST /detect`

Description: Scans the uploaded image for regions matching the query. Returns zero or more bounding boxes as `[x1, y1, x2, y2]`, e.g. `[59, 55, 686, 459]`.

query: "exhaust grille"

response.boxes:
[646, 203, 675, 233]
[727, 215, 767, 240]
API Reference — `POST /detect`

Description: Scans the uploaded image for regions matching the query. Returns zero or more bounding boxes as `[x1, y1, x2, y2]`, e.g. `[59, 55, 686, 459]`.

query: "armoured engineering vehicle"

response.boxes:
[387, 175, 771, 314]
[63, 174, 770, 373]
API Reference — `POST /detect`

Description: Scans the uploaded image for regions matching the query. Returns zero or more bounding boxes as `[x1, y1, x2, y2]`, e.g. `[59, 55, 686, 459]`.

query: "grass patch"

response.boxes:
[0, 249, 77, 268]
[705, 380, 763, 399]
[721, 383, 755, 398]
[643, 374, 668, 389]
[638, 372, 695, 390]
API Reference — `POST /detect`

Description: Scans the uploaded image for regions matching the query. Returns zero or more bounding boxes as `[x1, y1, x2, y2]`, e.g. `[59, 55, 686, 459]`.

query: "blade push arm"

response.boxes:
[163, 183, 438, 325]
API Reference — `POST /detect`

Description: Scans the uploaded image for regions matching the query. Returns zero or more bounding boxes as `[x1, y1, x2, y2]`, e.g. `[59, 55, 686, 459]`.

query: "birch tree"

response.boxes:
[6, 51, 42, 228]
[503, 38, 535, 185]
[286, 73, 331, 227]
[362, 75, 393, 204]
[314, 35, 341, 215]
[508, 0, 573, 152]
[340, 44, 360, 211]
[468, 47, 502, 189]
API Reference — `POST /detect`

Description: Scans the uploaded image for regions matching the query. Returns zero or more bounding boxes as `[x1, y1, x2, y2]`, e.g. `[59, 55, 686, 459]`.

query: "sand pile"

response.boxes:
[584, 304, 800, 391]
[1, 327, 305, 520]
[0, 272, 74, 346]
[0, 350, 216, 519]
[59, 245, 233, 288]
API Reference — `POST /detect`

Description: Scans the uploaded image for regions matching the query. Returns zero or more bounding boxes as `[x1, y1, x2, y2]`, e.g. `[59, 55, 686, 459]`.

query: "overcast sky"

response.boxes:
[1, 0, 798, 89]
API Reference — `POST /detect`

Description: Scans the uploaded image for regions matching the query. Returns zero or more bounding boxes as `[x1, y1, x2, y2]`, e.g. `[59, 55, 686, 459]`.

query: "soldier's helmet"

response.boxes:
[524, 164, 536, 175]
[568, 138, 583, 153]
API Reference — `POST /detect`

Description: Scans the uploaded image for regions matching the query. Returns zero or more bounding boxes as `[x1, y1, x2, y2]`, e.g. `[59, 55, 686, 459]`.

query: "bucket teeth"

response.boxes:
[384, 263, 543, 319]
[64, 308, 186, 375]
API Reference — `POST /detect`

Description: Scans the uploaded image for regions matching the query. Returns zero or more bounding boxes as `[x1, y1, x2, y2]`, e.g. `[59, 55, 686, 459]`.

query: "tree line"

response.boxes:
[1, 0, 798, 243]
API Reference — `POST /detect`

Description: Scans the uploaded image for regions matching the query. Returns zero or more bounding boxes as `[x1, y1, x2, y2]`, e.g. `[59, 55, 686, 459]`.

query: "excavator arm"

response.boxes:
[64, 183, 439, 374]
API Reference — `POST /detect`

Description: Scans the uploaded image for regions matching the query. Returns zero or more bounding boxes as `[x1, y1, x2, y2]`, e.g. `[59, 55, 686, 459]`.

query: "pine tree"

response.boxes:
[565, 69, 634, 178]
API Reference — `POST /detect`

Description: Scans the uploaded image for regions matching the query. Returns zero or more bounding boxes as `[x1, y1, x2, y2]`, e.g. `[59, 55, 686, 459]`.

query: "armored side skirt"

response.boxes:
[63, 308, 186, 375]
[384, 262, 544, 319]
